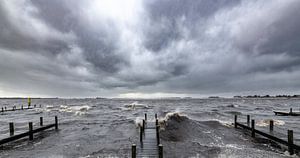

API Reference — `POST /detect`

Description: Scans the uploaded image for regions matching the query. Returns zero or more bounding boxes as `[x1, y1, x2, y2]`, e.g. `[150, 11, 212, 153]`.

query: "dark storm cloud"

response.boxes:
[0, 0, 300, 97]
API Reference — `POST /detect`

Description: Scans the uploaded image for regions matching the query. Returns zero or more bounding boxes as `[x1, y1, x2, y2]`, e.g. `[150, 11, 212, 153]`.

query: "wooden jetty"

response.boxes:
[1, 104, 41, 113]
[274, 108, 300, 116]
[132, 113, 163, 158]
[234, 115, 300, 155]
[0, 116, 58, 145]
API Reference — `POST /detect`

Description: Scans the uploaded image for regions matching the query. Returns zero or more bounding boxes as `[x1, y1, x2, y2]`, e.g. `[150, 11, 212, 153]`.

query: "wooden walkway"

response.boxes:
[132, 114, 163, 158]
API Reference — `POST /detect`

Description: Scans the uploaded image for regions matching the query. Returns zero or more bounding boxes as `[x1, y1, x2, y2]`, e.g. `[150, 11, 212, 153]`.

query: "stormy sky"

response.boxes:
[0, 0, 300, 98]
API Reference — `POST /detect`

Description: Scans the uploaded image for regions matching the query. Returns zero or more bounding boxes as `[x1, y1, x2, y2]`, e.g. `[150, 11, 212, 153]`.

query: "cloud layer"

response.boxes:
[0, 0, 300, 97]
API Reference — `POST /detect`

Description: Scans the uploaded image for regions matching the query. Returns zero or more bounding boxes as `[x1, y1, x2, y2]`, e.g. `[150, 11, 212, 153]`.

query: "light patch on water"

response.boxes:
[256, 119, 285, 127]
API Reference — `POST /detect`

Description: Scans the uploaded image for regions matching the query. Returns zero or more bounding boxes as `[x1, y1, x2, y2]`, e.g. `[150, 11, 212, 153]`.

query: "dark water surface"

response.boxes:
[0, 98, 299, 158]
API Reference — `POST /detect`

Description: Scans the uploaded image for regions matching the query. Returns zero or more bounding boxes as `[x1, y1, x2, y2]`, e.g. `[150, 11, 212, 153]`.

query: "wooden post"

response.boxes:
[34, 104, 36, 108]
[9, 122, 14, 136]
[40, 117, 43, 126]
[159, 144, 163, 158]
[234, 115, 237, 128]
[156, 125, 160, 145]
[290, 108, 292, 114]
[269, 120, 274, 131]
[156, 119, 158, 126]
[145, 113, 147, 121]
[288, 130, 294, 155]
[132, 144, 136, 158]
[29, 122, 33, 140]
[247, 115, 250, 126]
[1, 107, 3, 112]
[142, 119, 145, 132]
[155, 113, 157, 119]
[251, 119, 255, 138]
[21, 105, 23, 110]
[55, 116, 58, 130]
[140, 126, 143, 142]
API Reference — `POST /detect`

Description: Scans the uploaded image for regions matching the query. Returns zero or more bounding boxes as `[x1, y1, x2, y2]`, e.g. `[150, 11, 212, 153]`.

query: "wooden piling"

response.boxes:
[21, 105, 23, 110]
[156, 125, 160, 145]
[34, 104, 36, 108]
[145, 113, 147, 121]
[155, 113, 157, 119]
[142, 120, 145, 132]
[158, 144, 163, 158]
[9, 122, 14, 136]
[29, 122, 33, 140]
[156, 119, 158, 126]
[269, 120, 274, 131]
[247, 115, 250, 126]
[1, 107, 3, 112]
[55, 116, 58, 130]
[140, 126, 143, 142]
[234, 115, 237, 128]
[132, 144, 136, 158]
[290, 108, 292, 114]
[288, 130, 294, 155]
[40, 117, 43, 126]
[251, 119, 255, 138]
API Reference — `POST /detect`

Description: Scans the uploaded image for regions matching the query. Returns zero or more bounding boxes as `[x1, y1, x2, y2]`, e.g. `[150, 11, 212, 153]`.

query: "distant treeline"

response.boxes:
[0, 97, 58, 99]
[234, 95, 300, 98]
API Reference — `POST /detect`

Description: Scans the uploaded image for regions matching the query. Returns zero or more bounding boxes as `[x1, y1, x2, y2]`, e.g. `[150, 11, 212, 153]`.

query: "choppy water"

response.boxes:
[0, 98, 299, 158]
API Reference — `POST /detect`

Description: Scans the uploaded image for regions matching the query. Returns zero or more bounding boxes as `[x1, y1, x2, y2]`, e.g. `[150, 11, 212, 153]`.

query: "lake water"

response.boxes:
[0, 98, 299, 158]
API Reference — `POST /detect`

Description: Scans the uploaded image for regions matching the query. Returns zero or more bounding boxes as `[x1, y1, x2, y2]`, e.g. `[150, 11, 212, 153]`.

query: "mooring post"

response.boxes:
[142, 119, 145, 132]
[251, 119, 255, 138]
[55, 116, 58, 130]
[269, 120, 274, 131]
[9, 122, 14, 136]
[234, 115, 237, 128]
[40, 117, 43, 126]
[1, 107, 3, 112]
[29, 122, 33, 140]
[21, 105, 23, 110]
[247, 115, 250, 126]
[156, 125, 160, 145]
[145, 113, 147, 121]
[290, 108, 292, 114]
[288, 130, 294, 155]
[155, 113, 157, 119]
[156, 119, 158, 126]
[132, 144, 136, 158]
[140, 126, 143, 142]
[159, 144, 163, 158]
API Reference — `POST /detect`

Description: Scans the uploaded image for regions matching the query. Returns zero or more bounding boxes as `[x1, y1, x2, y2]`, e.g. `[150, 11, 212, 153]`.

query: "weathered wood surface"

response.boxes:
[137, 121, 159, 158]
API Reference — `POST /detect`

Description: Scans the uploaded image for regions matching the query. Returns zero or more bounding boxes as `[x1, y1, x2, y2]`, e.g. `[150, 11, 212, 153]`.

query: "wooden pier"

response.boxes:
[1, 104, 41, 113]
[132, 113, 163, 158]
[234, 115, 300, 155]
[274, 108, 300, 116]
[0, 116, 58, 145]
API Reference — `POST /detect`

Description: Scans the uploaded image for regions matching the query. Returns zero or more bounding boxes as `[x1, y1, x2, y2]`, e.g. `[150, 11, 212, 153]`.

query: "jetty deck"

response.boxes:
[137, 121, 158, 157]
[132, 113, 163, 158]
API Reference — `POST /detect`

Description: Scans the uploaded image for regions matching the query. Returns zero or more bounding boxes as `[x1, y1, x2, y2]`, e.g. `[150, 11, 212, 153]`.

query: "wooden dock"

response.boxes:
[132, 113, 163, 158]
[234, 115, 300, 155]
[274, 108, 300, 116]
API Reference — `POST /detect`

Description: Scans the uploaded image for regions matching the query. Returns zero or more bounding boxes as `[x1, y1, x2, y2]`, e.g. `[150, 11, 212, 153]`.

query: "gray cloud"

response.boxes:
[0, 0, 300, 97]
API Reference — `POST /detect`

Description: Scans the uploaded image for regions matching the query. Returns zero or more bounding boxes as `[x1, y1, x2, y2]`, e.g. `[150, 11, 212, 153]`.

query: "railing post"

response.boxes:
[247, 115, 250, 126]
[132, 144, 136, 158]
[234, 115, 237, 128]
[142, 119, 145, 132]
[140, 126, 143, 142]
[156, 125, 160, 145]
[251, 119, 255, 138]
[9, 122, 14, 136]
[288, 130, 294, 155]
[159, 144, 163, 158]
[29, 122, 33, 140]
[269, 120, 274, 131]
[55, 116, 58, 130]
[40, 117, 43, 126]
